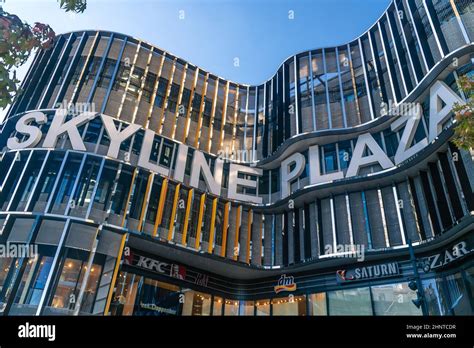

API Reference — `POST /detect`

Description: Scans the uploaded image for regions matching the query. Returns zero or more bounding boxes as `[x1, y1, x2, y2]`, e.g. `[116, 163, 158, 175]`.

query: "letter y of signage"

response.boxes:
[101, 114, 141, 158]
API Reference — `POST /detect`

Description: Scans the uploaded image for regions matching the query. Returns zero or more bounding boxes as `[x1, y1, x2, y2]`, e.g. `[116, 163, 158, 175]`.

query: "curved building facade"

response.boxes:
[0, 0, 473, 316]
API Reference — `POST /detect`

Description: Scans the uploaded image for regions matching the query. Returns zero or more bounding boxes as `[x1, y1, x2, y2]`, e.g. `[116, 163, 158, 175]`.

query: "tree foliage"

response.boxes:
[0, 8, 55, 108]
[452, 75, 474, 151]
[58, 0, 87, 13]
[0, 0, 86, 110]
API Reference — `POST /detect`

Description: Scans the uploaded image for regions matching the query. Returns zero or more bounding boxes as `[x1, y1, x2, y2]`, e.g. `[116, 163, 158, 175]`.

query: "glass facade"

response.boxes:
[10, 0, 470, 162]
[371, 283, 422, 315]
[0, 1, 473, 316]
[105, 274, 473, 316]
[422, 270, 474, 316]
[328, 287, 373, 316]
[272, 295, 307, 316]
[308, 293, 327, 316]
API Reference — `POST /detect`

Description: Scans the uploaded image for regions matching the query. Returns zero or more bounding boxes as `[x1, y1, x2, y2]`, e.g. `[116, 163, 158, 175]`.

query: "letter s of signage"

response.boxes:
[7, 112, 47, 150]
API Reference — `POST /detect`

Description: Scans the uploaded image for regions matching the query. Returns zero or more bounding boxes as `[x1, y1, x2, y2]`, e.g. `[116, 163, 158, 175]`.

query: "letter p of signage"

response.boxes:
[281, 152, 305, 199]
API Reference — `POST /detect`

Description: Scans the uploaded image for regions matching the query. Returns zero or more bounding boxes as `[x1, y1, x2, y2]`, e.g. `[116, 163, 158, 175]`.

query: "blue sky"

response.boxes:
[2, 0, 390, 119]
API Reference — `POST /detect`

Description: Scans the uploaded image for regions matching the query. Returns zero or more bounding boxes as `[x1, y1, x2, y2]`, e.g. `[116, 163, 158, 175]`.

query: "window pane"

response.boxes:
[430, 0, 465, 52]
[422, 278, 449, 315]
[50, 154, 83, 214]
[239, 300, 254, 316]
[133, 279, 181, 316]
[181, 290, 211, 316]
[328, 287, 372, 315]
[312, 51, 329, 130]
[371, 282, 422, 315]
[444, 272, 473, 315]
[338, 140, 352, 170]
[224, 299, 239, 316]
[308, 292, 327, 315]
[255, 299, 270, 316]
[466, 267, 474, 301]
[272, 295, 306, 316]
[110, 272, 142, 316]
[323, 143, 338, 173]
[454, 0, 474, 41]
[11, 255, 53, 314]
[0, 257, 13, 293]
[212, 296, 223, 315]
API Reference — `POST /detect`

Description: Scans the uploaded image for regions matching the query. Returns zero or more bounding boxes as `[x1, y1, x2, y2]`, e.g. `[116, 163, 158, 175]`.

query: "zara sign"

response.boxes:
[5, 80, 464, 204]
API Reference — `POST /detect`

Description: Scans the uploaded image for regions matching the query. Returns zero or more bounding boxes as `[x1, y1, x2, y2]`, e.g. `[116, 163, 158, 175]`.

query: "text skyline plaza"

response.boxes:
[5, 78, 465, 203]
